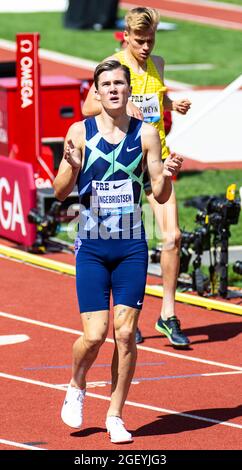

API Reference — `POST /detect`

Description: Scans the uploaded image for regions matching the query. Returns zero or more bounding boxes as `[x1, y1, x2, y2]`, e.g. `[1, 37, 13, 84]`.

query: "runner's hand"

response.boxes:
[173, 99, 191, 115]
[126, 100, 144, 120]
[64, 139, 82, 169]
[163, 153, 183, 177]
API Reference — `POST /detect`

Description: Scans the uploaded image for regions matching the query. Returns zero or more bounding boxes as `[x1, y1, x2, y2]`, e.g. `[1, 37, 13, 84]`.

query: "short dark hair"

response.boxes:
[94, 60, 131, 89]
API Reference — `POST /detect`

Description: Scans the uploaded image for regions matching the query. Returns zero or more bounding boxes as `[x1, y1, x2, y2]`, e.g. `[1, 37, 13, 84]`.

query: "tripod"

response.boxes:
[212, 225, 242, 299]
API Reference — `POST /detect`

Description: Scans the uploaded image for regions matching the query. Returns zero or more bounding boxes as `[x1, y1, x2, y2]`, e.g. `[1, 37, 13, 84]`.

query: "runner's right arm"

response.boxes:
[53, 122, 84, 201]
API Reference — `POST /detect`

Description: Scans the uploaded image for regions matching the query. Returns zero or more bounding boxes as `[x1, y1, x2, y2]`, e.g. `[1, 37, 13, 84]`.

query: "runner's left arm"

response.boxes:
[82, 82, 102, 116]
[142, 123, 182, 204]
[153, 55, 191, 115]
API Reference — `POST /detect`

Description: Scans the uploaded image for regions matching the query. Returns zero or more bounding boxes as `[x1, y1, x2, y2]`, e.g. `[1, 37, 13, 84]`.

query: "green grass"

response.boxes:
[0, 12, 242, 85]
[212, 0, 242, 4]
[146, 170, 242, 248]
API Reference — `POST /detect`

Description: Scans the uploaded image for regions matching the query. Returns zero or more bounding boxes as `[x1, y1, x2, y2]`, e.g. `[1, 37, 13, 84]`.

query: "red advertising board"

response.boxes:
[16, 33, 41, 171]
[0, 156, 36, 246]
[0, 88, 8, 156]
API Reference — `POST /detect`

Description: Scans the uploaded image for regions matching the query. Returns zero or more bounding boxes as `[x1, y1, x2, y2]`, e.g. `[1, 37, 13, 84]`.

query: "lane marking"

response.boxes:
[146, 285, 242, 316]
[130, 370, 242, 382]
[0, 334, 29, 346]
[0, 372, 241, 430]
[0, 39, 97, 70]
[1, 311, 242, 371]
[0, 438, 46, 450]
[0, 244, 75, 275]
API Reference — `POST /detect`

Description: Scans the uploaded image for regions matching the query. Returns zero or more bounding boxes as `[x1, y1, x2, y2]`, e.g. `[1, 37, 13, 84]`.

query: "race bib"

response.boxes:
[91, 179, 134, 215]
[131, 93, 161, 123]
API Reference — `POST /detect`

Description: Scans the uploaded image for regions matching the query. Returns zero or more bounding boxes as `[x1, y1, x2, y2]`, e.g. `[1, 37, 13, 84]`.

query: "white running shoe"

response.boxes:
[106, 416, 133, 443]
[61, 383, 86, 428]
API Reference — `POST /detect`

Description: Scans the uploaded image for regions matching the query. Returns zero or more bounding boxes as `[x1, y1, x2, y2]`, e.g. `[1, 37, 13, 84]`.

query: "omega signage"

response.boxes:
[0, 156, 36, 246]
[16, 33, 41, 171]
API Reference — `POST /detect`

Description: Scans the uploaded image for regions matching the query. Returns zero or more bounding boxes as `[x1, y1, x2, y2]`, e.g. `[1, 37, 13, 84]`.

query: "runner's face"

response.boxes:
[124, 29, 156, 63]
[95, 68, 131, 111]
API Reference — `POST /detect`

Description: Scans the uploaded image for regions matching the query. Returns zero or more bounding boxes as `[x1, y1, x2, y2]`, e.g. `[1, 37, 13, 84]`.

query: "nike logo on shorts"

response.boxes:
[137, 300, 143, 306]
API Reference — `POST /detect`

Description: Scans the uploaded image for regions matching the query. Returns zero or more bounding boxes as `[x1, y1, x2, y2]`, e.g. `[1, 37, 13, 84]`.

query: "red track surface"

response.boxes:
[121, 0, 242, 30]
[0, 254, 242, 451]
[0, 3, 242, 452]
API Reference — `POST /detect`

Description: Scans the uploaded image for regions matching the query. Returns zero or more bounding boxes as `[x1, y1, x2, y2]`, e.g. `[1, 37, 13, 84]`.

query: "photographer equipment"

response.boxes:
[28, 201, 74, 254]
[233, 260, 242, 276]
[180, 219, 210, 296]
[207, 187, 240, 298]
[180, 184, 241, 298]
[150, 184, 241, 298]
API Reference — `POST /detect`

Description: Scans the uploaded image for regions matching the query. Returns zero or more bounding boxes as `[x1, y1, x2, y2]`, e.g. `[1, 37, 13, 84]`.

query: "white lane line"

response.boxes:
[0, 311, 83, 336]
[0, 334, 29, 345]
[1, 311, 242, 371]
[137, 344, 242, 371]
[1, 372, 242, 430]
[0, 38, 97, 69]
[202, 371, 242, 377]
[0, 438, 46, 450]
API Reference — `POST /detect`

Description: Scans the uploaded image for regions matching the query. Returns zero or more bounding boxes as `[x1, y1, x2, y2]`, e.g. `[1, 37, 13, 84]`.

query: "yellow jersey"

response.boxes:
[115, 50, 170, 159]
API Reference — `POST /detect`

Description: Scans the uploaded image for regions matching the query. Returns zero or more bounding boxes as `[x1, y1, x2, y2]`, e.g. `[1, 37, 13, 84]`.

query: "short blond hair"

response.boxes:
[125, 7, 160, 32]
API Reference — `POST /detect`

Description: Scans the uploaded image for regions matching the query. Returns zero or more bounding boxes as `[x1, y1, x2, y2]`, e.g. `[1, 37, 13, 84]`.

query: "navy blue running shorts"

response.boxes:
[75, 238, 148, 313]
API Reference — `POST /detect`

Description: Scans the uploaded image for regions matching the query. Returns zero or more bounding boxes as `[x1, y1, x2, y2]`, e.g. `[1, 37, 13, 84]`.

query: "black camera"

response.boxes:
[27, 201, 65, 253]
[150, 247, 161, 264]
[179, 187, 241, 298]
[233, 260, 242, 276]
[181, 225, 210, 252]
[28, 201, 62, 239]
[207, 196, 241, 227]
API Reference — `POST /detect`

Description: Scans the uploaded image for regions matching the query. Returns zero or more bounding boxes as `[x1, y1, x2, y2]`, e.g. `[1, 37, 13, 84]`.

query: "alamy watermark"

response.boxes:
[64, 201, 177, 250]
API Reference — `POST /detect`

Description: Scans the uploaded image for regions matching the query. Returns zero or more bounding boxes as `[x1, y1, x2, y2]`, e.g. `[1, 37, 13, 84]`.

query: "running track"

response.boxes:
[0, 253, 242, 451]
[121, 0, 242, 30]
[0, 1, 242, 454]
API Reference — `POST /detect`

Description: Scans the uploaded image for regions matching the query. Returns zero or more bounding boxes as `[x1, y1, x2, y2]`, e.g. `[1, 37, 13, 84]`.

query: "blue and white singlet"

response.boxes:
[76, 116, 145, 241]
[74, 116, 148, 313]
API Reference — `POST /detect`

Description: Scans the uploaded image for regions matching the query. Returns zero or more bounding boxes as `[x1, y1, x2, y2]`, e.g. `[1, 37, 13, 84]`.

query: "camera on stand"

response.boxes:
[28, 201, 74, 254]
[233, 260, 242, 276]
[180, 186, 241, 298]
[180, 221, 211, 296]
[151, 184, 241, 299]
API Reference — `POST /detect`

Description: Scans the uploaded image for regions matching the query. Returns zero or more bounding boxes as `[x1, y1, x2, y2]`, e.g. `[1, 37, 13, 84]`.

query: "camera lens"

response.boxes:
[233, 260, 242, 275]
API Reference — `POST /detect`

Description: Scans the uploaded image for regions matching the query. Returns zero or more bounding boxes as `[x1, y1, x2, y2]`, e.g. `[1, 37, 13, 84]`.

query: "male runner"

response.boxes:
[53, 60, 182, 443]
[82, 7, 191, 348]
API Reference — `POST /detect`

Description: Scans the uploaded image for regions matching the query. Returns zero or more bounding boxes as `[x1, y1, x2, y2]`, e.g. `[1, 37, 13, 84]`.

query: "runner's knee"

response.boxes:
[115, 325, 135, 347]
[162, 227, 181, 251]
[81, 332, 106, 352]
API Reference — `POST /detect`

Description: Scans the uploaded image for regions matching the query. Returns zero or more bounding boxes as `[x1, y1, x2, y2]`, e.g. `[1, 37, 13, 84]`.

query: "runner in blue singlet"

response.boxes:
[75, 114, 148, 312]
[53, 60, 182, 444]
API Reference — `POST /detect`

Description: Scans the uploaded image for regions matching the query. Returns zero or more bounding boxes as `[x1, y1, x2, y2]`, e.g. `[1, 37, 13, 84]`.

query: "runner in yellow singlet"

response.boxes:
[115, 49, 170, 160]
[82, 7, 192, 348]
